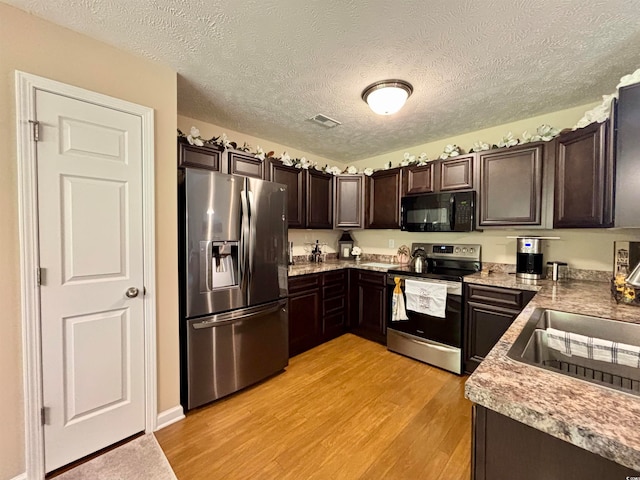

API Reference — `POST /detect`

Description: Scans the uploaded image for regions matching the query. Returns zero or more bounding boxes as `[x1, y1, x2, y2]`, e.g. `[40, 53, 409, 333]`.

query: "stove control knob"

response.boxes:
[462, 248, 467, 253]
[455, 247, 461, 253]
[469, 247, 475, 254]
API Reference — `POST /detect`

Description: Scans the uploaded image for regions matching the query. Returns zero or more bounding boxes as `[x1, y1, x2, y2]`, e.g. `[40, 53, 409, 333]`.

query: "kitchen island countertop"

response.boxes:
[464, 271, 640, 471]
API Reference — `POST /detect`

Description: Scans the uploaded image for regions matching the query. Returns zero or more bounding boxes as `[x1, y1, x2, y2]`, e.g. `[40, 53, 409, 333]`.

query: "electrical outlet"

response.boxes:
[388, 239, 395, 248]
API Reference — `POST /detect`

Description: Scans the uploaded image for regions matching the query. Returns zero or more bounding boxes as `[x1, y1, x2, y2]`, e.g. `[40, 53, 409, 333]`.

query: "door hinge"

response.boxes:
[41, 406, 50, 425]
[37, 267, 45, 286]
[28, 120, 40, 142]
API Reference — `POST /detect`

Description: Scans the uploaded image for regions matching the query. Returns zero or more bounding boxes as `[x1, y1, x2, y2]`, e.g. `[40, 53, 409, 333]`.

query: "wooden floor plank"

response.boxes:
[156, 334, 471, 480]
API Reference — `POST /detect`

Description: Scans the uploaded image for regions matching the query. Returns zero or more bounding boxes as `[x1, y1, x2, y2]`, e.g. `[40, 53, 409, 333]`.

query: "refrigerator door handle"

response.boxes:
[190, 300, 286, 329]
[247, 189, 256, 282]
[240, 188, 250, 296]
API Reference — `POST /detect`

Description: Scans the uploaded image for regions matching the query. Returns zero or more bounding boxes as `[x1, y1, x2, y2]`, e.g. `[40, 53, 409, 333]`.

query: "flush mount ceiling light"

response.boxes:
[361, 79, 413, 115]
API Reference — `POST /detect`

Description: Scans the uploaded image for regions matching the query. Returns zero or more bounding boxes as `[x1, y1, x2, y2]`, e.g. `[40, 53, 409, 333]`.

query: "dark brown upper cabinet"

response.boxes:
[266, 161, 333, 229]
[438, 154, 475, 191]
[478, 143, 549, 227]
[226, 149, 265, 179]
[365, 168, 403, 229]
[554, 120, 614, 228]
[403, 154, 476, 195]
[178, 138, 223, 171]
[615, 84, 640, 227]
[267, 159, 305, 228]
[306, 169, 334, 229]
[404, 163, 435, 194]
[334, 174, 364, 229]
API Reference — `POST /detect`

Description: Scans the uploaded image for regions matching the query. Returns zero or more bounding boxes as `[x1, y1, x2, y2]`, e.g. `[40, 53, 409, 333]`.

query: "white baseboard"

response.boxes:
[155, 405, 185, 430]
[10, 473, 27, 480]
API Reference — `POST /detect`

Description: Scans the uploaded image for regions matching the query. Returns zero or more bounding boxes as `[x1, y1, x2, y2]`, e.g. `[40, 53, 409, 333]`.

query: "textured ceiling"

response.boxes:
[6, 0, 640, 162]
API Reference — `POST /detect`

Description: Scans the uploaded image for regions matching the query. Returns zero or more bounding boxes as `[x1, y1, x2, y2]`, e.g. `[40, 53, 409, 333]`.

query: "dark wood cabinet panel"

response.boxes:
[349, 270, 387, 344]
[554, 121, 613, 228]
[267, 160, 305, 228]
[306, 169, 333, 229]
[365, 168, 403, 229]
[464, 285, 535, 374]
[334, 175, 364, 229]
[288, 271, 347, 356]
[321, 270, 347, 341]
[615, 84, 640, 227]
[288, 274, 321, 356]
[439, 154, 475, 191]
[178, 139, 223, 171]
[473, 405, 639, 480]
[403, 164, 434, 194]
[478, 144, 544, 226]
[227, 150, 264, 179]
[465, 301, 520, 373]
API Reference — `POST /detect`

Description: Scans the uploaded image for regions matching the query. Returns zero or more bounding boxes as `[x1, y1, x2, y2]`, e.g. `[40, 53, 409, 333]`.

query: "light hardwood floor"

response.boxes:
[156, 334, 472, 480]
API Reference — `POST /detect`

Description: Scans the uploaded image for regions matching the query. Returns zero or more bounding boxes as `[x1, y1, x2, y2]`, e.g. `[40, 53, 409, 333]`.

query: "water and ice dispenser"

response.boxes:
[200, 240, 239, 291]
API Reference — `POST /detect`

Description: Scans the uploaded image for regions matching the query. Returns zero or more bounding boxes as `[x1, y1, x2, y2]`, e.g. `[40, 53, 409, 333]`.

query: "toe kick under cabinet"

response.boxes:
[464, 283, 535, 374]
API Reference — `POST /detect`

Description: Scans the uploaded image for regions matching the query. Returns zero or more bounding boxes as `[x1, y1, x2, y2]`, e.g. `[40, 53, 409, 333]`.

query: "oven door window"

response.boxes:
[387, 286, 462, 348]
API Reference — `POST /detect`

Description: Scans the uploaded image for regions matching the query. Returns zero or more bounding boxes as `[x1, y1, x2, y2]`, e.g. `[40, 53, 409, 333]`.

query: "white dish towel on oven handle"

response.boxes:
[391, 277, 409, 321]
[404, 279, 447, 318]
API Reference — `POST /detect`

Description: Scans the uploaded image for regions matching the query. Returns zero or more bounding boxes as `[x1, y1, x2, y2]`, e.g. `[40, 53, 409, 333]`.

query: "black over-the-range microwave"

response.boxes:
[400, 191, 475, 232]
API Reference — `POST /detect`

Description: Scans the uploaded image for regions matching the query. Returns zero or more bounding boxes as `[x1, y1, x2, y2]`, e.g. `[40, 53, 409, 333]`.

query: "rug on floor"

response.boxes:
[56, 434, 177, 480]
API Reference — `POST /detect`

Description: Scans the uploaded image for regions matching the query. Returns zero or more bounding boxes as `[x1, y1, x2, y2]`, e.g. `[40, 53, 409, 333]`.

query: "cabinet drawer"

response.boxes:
[323, 281, 346, 299]
[323, 295, 346, 316]
[323, 270, 346, 286]
[466, 284, 534, 309]
[288, 274, 321, 294]
[357, 270, 386, 286]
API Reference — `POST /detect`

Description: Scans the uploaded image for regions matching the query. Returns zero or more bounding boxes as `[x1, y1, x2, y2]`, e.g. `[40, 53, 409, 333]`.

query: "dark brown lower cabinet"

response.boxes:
[464, 284, 535, 374]
[349, 270, 387, 344]
[288, 271, 347, 356]
[288, 274, 321, 357]
[473, 405, 639, 479]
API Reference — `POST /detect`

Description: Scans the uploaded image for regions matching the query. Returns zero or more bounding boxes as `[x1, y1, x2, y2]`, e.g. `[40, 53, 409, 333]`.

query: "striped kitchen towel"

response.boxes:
[546, 327, 640, 368]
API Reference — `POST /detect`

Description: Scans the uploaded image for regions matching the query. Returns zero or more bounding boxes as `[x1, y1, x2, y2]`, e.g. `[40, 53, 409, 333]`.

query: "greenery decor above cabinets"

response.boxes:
[178, 137, 223, 171]
[365, 168, 403, 229]
[266, 160, 334, 229]
[403, 154, 476, 195]
[334, 174, 365, 229]
[478, 142, 554, 227]
[554, 118, 614, 228]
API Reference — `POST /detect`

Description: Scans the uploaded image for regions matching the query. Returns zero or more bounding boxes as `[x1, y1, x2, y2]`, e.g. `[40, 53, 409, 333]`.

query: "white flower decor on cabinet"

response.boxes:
[254, 146, 266, 161]
[186, 126, 204, 146]
[497, 132, 518, 148]
[521, 124, 560, 143]
[439, 144, 461, 160]
[363, 168, 374, 176]
[417, 153, 430, 165]
[346, 165, 358, 174]
[400, 152, 416, 166]
[470, 141, 490, 153]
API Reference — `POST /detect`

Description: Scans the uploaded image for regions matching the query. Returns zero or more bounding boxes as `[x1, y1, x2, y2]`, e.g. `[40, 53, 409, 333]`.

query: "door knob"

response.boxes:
[125, 287, 139, 298]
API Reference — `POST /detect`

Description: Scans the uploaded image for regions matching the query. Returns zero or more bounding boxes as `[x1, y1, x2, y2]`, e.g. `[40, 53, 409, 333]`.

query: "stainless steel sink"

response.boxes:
[507, 308, 640, 396]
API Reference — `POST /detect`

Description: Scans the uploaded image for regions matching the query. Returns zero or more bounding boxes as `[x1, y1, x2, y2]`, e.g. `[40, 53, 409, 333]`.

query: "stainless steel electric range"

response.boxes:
[386, 243, 481, 374]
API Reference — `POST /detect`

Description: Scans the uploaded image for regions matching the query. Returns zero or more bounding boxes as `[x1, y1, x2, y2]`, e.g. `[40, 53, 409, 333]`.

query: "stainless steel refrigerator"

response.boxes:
[179, 169, 289, 410]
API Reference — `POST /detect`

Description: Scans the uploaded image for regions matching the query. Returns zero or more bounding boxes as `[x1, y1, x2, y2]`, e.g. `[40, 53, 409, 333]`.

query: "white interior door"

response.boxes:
[36, 89, 146, 472]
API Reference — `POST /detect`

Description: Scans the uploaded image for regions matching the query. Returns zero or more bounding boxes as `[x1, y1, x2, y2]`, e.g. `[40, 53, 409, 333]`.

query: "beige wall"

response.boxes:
[0, 4, 178, 478]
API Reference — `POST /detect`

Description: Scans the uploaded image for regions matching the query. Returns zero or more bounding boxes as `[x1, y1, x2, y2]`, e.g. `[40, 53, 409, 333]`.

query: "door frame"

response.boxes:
[15, 71, 157, 479]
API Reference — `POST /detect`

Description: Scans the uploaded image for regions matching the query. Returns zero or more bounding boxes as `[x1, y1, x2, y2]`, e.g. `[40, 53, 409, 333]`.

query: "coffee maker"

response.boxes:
[516, 237, 544, 279]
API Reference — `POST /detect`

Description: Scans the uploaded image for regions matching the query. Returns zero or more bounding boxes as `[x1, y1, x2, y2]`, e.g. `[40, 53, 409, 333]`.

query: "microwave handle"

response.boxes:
[449, 194, 456, 231]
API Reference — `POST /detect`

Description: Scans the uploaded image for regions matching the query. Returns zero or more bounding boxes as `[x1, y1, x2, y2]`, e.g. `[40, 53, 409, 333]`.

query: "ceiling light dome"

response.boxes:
[361, 80, 413, 115]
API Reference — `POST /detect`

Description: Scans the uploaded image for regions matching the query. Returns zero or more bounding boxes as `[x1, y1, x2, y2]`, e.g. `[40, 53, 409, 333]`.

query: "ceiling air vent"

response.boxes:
[309, 114, 342, 128]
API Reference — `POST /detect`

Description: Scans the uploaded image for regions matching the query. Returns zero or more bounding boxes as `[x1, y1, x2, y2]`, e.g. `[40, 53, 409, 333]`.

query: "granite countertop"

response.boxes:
[288, 259, 399, 276]
[464, 272, 640, 471]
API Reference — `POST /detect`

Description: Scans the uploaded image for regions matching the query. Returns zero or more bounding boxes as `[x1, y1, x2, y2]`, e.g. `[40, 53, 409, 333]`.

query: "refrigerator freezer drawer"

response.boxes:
[185, 299, 288, 409]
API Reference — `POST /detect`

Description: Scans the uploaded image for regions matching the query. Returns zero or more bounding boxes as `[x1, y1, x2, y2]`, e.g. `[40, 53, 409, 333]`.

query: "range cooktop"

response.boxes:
[387, 243, 481, 281]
